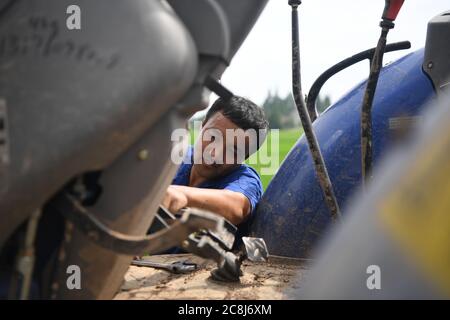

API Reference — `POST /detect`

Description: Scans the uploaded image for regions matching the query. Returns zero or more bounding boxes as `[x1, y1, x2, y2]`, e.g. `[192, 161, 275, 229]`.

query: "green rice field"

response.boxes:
[246, 128, 303, 190]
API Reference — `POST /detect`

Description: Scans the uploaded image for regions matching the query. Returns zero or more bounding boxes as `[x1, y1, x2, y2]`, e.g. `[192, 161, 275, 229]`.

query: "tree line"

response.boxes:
[262, 92, 332, 129]
[188, 92, 332, 130]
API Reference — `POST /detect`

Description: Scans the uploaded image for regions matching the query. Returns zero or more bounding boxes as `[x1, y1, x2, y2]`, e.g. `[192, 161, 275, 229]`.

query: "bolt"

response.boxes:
[427, 61, 434, 69]
[137, 149, 149, 161]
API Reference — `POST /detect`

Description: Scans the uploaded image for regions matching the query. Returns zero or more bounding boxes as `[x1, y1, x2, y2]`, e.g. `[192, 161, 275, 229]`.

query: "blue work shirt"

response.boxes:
[173, 146, 263, 239]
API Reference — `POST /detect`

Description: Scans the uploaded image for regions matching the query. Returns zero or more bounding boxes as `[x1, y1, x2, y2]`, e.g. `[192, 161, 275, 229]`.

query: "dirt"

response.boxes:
[114, 254, 307, 300]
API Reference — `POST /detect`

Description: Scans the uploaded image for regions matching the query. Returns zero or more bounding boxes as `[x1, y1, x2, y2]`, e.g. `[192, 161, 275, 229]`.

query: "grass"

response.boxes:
[246, 128, 303, 190]
[189, 128, 304, 190]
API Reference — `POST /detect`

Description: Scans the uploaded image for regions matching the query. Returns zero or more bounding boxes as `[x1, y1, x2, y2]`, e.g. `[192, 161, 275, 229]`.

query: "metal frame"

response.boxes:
[54, 193, 225, 256]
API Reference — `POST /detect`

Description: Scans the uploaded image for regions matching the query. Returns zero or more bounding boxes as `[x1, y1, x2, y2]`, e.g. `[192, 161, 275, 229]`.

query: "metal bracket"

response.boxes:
[182, 231, 243, 282]
[181, 230, 269, 282]
[55, 194, 225, 256]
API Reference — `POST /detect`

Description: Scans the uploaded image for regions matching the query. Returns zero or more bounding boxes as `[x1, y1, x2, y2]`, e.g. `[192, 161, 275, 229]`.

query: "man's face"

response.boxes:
[193, 112, 254, 180]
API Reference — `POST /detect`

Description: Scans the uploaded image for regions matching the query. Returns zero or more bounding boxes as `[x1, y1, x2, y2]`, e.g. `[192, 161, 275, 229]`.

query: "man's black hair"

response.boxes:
[204, 96, 269, 150]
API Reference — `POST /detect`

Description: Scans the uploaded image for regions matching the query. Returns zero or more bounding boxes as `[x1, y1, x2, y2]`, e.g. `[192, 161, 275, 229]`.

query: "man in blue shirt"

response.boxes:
[162, 96, 268, 234]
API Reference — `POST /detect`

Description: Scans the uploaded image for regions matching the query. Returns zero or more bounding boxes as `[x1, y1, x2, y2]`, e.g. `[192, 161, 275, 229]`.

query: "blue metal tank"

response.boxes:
[249, 49, 436, 258]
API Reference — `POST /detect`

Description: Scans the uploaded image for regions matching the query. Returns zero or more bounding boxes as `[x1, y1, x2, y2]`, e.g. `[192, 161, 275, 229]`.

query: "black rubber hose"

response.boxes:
[360, 25, 391, 185]
[289, 1, 341, 222]
[307, 41, 411, 122]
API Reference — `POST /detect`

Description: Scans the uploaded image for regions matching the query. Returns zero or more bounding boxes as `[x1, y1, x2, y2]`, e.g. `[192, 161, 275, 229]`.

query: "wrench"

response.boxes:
[131, 258, 197, 274]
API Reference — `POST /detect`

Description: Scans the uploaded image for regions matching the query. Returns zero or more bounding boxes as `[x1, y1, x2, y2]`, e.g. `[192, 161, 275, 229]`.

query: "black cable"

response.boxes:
[360, 24, 391, 185]
[289, 0, 341, 222]
[307, 41, 411, 122]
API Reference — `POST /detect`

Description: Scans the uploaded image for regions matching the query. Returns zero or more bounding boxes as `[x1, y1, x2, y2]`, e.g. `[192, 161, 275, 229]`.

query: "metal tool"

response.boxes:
[147, 206, 178, 235]
[182, 231, 270, 282]
[131, 258, 198, 274]
[210, 237, 269, 282]
[242, 237, 269, 262]
[183, 231, 242, 282]
[145, 205, 267, 282]
[143, 205, 242, 281]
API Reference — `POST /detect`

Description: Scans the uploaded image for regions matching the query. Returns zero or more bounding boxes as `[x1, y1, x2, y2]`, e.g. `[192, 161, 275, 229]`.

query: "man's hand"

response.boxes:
[162, 185, 250, 225]
[162, 185, 189, 213]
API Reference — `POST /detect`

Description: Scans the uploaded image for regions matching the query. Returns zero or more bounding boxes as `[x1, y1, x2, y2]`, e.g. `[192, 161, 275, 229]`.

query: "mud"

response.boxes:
[114, 254, 307, 300]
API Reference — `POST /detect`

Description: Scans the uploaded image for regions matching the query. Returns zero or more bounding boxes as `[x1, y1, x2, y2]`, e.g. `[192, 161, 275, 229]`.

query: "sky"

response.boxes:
[215, 0, 450, 107]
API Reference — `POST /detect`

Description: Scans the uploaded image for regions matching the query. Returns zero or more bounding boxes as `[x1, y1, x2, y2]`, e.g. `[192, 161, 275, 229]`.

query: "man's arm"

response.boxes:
[162, 185, 251, 225]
